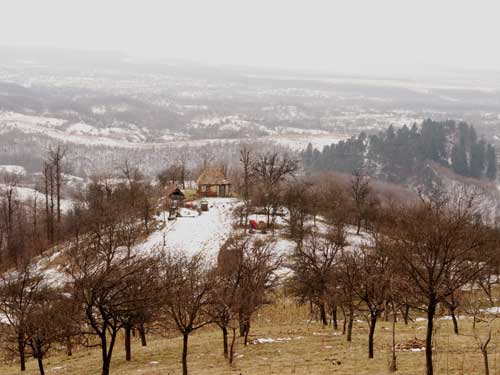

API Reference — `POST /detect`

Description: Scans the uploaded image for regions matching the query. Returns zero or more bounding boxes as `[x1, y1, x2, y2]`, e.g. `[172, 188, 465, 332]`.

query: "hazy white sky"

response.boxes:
[2, 0, 500, 73]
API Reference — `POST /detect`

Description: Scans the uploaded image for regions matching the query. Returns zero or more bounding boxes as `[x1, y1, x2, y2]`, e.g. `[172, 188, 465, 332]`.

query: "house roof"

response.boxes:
[197, 168, 230, 185]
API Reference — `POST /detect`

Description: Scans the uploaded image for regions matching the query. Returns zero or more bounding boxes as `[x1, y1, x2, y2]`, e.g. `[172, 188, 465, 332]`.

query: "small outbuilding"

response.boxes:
[197, 168, 231, 197]
[165, 184, 185, 202]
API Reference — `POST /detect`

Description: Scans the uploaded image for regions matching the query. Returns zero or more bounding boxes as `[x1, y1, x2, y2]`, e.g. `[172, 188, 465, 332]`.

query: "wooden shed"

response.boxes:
[165, 184, 185, 202]
[197, 168, 231, 197]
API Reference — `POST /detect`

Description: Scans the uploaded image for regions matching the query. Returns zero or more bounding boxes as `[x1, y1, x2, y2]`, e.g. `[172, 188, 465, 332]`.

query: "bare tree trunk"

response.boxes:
[125, 324, 132, 361]
[18, 335, 26, 371]
[49, 166, 55, 242]
[244, 210, 249, 235]
[390, 306, 397, 372]
[182, 333, 189, 375]
[332, 304, 338, 331]
[239, 312, 245, 337]
[32, 194, 38, 248]
[55, 155, 61, 225]
[37, 354, 45, 375]
[229, 327, 236, 365]
[222, 326, 228, 358]
[340, 305, 347, 335]
[66, 336, 72, 356]
[139, 323, 147, 347]
[100, 330, 117, 375]
[368, 312, 377, 359]
[450, 306, 459, 335]
[347, 305, 354, 342]
[383, 301, 389, 322]
[266, 207, 271, 229]
[482, 347, 490, 375]
[101, 360, 110, 375]
[44, 164, 51, 243]
[401, 304, 410, 326]
[319, 302, 328, 326]
[425, 301, 437, 375]
[6, 189, 14, 254]
[100, 336, 109, 375]
[244, 321, 250, 346]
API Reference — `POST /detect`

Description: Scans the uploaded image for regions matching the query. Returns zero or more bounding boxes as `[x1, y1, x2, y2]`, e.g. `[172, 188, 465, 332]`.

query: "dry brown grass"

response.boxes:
[1, 299, 498, 375]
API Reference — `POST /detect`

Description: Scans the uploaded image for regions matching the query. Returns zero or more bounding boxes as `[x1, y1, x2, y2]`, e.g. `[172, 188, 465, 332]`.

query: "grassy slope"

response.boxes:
[0, 300, 496, 375]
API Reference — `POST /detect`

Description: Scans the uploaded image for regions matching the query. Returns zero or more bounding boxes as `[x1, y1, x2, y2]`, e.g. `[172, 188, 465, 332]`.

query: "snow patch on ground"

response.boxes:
[0, 184, 74, 213]
[0, 165, 26, 175]
[251, 337, 303, 344]
[135, 198, 240, 259]
[481, 306, 500, 314]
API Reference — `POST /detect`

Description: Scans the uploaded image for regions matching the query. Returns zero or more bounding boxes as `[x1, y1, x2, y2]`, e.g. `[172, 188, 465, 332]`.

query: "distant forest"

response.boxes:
[303, 119, 497, 183]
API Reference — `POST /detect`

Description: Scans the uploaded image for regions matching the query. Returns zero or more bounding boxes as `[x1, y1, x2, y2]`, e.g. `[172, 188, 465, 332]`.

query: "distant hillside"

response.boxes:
[303, 119, 497, 184]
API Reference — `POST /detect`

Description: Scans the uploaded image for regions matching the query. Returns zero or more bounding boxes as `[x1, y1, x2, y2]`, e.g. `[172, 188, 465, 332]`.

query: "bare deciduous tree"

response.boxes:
[159, 252, 212, 375]
[66, 235, 155, 375]
[24, 288, 71, 375]
[288, 231, 344, 326]
[239, 146, 254, 234]
[0, 262, 43, 372]
[350, 170, 378, 235]
[381, 196, 493, 375]
[340, 246, 390, 358]
[251, 151, 299, 228]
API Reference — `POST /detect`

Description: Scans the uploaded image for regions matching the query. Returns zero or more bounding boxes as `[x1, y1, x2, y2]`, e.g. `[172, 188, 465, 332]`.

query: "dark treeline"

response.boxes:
[304, 119, 497, 183]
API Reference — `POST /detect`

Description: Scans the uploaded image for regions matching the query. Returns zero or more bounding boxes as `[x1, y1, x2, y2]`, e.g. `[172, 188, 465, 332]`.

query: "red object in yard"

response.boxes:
[249, 220, 257, 230]
[185, 202, 193, 209]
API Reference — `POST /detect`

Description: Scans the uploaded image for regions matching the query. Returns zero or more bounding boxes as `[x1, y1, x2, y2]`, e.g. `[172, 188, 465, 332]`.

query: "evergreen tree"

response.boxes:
[486, 144, 497, 180]
[470, 140, 486, 178]
[304, 143, 314, 170]
[302, 119, 495, 182]
[451, 143, 469, 176]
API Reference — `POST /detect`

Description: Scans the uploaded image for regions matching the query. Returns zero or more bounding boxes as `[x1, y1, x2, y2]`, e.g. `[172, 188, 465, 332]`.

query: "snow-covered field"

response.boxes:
[135, 198, 371, 262]
[30, 197, 373, 287]
[135, 198, 240, 259]
[261, 134, 347, 150]
[0, 184, 74, 213]
[0, 165, 26, 175]
[0, 111, 156, 148]
[0, 111, 349, 152]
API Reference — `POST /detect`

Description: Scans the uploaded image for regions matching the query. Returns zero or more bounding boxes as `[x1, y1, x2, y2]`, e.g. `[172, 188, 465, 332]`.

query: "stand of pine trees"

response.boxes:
[304, 120, 497, 182]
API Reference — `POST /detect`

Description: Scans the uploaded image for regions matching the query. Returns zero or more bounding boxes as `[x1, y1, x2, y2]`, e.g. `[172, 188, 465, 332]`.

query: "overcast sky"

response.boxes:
[2, 0, 500, 74]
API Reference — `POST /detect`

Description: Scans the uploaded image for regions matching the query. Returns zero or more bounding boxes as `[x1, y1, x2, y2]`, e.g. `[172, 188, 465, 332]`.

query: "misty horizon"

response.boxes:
[3, 0, 500, 76]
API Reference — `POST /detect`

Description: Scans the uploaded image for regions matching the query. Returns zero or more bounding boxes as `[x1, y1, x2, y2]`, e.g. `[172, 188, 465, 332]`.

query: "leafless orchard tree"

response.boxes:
[288, 230, 344, 327]
[282, 181, 315, 247]
[350, 170, 379, 235]
[0, 262, 43, 372]
[251, 151, 299, 229]
[339, 245, 390, 359]
[24, 288, 73, 375]
[461, 249, 500, 375]
[158, 252, 213, 375]
[209, 236, 247, 362]
[66, 232, 157, 375]
[120, 256, 160, 362]
[235, 238, 281, 346]
[380, 195, 494, 375]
